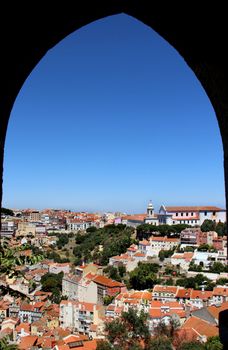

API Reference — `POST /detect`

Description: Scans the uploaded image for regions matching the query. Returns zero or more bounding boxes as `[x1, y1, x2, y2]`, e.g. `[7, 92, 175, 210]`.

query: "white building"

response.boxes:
[59, 300, 99, 333]
[158, 206, 226, 226]
[144, 201, 159, 225]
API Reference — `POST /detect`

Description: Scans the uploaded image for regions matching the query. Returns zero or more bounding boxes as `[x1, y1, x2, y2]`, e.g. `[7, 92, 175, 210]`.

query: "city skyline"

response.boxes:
[2, 14, 225, 213]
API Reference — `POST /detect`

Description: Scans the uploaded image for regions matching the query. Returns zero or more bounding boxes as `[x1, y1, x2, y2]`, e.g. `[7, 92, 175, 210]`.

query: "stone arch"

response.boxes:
[1, 1, 228, 223]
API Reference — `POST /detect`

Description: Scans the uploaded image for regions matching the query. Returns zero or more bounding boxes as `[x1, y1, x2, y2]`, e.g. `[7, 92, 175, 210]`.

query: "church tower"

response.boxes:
[147, 200, 154, 217]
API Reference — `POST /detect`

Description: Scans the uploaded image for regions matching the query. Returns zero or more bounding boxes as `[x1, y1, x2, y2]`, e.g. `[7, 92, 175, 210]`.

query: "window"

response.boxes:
[213, 211, 216, 215]
[173, 221, 175, 224]
[186, 213, 188, 216]
[176, 213, 178, 216]
[181, 213, 183, 216]
[191, 212, 194, 216]
[204, 211, 207, 216]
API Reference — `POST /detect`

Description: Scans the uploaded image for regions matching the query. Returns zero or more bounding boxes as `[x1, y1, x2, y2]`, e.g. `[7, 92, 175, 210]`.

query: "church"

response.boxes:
[144, 201, 226, 227]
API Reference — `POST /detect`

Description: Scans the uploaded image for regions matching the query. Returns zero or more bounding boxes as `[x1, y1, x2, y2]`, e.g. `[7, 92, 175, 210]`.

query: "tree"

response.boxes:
[145, 336, 173, 350]
[56, 233, 69, 249]
[201, 220, 216, 232]
[118, 264, 126, 277]
[96, 341, 113, 350]
[178, 341, 205, 350]
[40, 272, 63, 302]
[159, 250, 165, 261]
[0, 238, 43, 278]
[1, 207, 14, 216]
[210, 262, 225, 274]
[129, 263, 160, 290]
[86, 226, 97, 233]
[97, 308, 150, 350]
[215, 222, 226, 237]
[198, 244, 210, 252]
[0, 337, 18, 350]
[103, 295, 115, 306]
[205, 336, 223, 350]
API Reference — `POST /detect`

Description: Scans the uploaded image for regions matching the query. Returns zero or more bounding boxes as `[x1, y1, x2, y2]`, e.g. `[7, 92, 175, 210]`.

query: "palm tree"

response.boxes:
[0, 337, 18, 350]
[0, 237, 43, 277]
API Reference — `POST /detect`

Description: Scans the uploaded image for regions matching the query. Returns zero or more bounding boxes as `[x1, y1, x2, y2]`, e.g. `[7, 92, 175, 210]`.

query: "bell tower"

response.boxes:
[147, 200, 154, 217]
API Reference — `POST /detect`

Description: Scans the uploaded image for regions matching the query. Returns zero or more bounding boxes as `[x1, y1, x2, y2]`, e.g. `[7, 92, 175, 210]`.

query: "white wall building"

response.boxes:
[157, 206, 226, 226]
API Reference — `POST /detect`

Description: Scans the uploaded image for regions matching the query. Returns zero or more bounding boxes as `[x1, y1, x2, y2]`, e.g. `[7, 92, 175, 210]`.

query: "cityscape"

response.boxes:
[0, 201, 227, 349]
[0, 8, 227, 350]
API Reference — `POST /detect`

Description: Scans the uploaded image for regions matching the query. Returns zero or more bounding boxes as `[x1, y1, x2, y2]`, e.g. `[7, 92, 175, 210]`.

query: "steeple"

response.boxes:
[147, 200, 154, 217]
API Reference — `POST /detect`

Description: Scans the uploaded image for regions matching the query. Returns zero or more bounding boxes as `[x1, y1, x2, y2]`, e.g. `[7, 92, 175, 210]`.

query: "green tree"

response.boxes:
[103, 295, 115, 306]
[96, 341, 113, 350]
[0, 337, 18, 350]
[205, 336, 223, 350]
[40, 272, 63, 302]
[118, 264, 126, 277]
[178, 341, 205, 350]
[159, 250, 165, 261]
[129, 263, 160, 290]
[215, 222, 226, 237]
[0, 238, 43, 277]
[1, 207, 14, 216]
[145, 336, 173, 350]
[56, 233, 69, 249]
[97, 308, 150, 350]
[210, 262, 225, 274]
[86, 226, 97, 233]
[198, 243, 210, 252]
[201, 220, 216, 232]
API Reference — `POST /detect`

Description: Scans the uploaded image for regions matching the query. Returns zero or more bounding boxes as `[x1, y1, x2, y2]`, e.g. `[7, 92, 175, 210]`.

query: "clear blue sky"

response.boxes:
[2, 14, 225, 213]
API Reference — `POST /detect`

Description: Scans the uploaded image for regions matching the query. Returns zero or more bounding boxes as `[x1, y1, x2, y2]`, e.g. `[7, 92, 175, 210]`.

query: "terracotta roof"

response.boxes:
[78, 302, 95, 312]
[207, 301, 228, 320]
[213, 287, 228, 296]
[153, 285, 178, 294]
[19, 335, 38, 349]
[64, 334, 88, 343]
[173, 328, 198, 348]
[16, 322, 30, 333]
[134, 252, 146, 257]
[166, 206, 223, 212]
[190, 290, 213, 300]
[182, 316, 219, 338]
[150, 236, 179, 242]
[75, 340, 97, 350]
[130, 291, 152, 300]
[93, 275, 124, 288]
[176, 288, 192, 299]
[139, 240, 150, 246]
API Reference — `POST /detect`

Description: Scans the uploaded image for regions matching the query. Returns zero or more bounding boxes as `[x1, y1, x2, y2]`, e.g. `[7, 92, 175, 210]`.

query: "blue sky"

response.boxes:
[2, 14, 225, 213]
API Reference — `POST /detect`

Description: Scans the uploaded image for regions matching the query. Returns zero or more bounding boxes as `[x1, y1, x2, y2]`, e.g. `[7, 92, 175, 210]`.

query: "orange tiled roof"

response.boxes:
[150, 236, 179, 242]
[213, 287, 228, 296]
[93, 275, 124, 288]
[16, 322, 30, 333]
[139, 240, 150, 246]
[176, 288, 192, 299]
[153, 285, 178, 294]
[130, 291, 152, 300]
[182, 316, 219, 338]
[166, 206, 223, 212]
[19, 335, 38, 350]
[190, 290, 213, 300]
[134, 252, 146, 257]
[207, 301, 228, 320]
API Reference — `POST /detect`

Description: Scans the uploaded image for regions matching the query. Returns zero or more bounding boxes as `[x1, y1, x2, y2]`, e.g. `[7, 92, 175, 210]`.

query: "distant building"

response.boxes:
[144, 201, 159, 225]
[158, 205, 226, 226]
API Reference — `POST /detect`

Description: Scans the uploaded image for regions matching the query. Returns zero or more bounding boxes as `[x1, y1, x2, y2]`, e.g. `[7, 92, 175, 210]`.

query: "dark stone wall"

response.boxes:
[0, 1, 228, 341]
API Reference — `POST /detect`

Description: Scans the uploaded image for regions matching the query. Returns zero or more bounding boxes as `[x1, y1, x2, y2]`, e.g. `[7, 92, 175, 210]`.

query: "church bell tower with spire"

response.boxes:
[147, 200, 154, 217]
